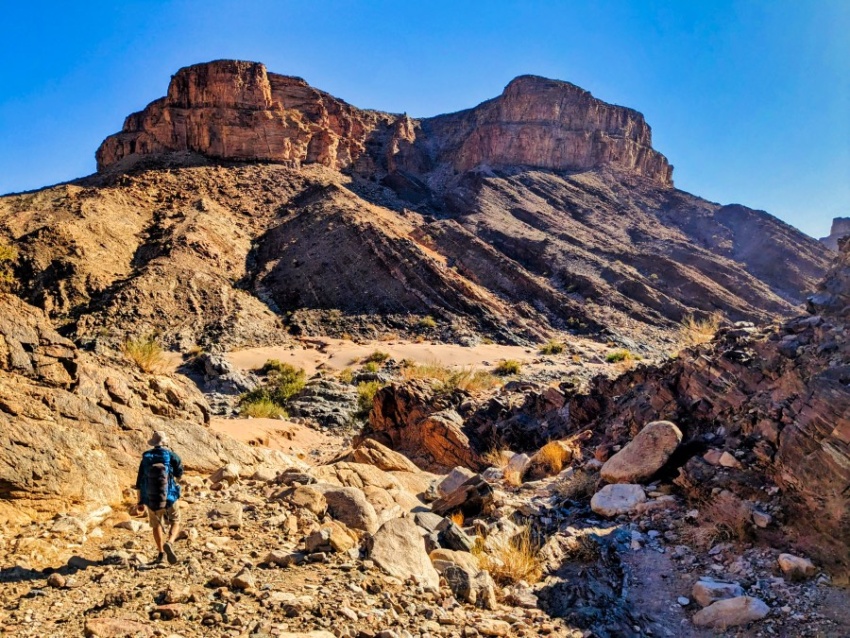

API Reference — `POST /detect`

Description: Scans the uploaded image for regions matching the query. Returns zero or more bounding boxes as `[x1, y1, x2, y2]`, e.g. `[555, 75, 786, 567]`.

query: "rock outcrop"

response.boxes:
[97, 61, 672, 187]
[562, 238, 850, 578]
[0, 293, 302, 525]
[819, 217, 850, 251]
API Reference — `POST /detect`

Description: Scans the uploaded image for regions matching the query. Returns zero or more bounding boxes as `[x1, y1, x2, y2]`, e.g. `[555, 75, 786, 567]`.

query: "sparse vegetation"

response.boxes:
[418, 315, 438, 330]
[503, 468, 523, 487]
[362, 361, 380, 373]
[679, 312, 723, 349]
[480, 448, 510, 469]
[493, 359, 522, 376]
[554, 469, 600, 502]
[605, 349, 639, 364]
[122, 335, 166, 373]
[401, 362, 500, 394]
[338, 367, 355, 384]
[362, 350, 391, 364]
[686, 491, 753, 548]
[355, 380, 383, 418]
[239, 361, 306, 412]
[450, 510, 465, 527]
[0, 242, 18, 291]
[536, 441, 567, 474]
[239, 397, 287, 419]
[474, 525, 543, 585]
[539, 339, 565, 355]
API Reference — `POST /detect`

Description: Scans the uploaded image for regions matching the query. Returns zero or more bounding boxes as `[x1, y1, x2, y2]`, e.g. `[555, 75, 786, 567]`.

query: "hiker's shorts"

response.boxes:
[148, 502, 180, 527]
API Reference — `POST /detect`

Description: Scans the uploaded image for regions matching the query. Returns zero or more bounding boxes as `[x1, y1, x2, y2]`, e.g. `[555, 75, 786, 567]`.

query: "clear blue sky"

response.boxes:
[1, 1, 847, 238]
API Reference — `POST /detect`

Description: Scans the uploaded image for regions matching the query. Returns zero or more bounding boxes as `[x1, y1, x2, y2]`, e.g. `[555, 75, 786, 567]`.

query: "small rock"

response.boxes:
[231, 567, 255, 590]
[692, 579, 745, 607]
[590, 484, 646, 517]
[677, 597, 690, 606]
[46, 573, 65, 588]
[778, 553, 816, 580]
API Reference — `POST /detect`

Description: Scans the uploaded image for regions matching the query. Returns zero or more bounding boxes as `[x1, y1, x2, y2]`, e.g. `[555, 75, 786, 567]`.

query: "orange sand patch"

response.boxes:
[210, 417, 345, 465]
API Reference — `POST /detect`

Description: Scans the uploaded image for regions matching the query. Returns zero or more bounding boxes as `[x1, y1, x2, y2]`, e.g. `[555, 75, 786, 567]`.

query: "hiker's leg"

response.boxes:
[166, 502, 181, 543]
[148, 509, 165, 552]
[168, 521, 181, 543]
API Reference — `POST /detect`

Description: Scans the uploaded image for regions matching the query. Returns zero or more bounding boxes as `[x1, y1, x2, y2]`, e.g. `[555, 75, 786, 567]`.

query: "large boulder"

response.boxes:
[600, 421, 682, 484]
[692, 596, 769, 628]
[366, 517, 440, 590]
[312, 485, 379, 534]
[352, 439, 421, 473]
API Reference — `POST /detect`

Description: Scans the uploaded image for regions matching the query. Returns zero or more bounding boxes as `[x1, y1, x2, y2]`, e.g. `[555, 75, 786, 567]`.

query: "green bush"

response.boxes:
[418, 315, 437, 330]
[605, 349, 641, 363]
[0, 242, 18, 292]
[240, 362, 305, 411]
[539, 340, 565, 355]
[355, 380, 383, 418]
[362, 361, 380, 373]
[494, 360, 522, 376]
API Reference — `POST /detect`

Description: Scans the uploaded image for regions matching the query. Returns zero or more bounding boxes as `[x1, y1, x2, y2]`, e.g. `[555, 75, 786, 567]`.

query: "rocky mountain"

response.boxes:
[0, 60, 830, 350]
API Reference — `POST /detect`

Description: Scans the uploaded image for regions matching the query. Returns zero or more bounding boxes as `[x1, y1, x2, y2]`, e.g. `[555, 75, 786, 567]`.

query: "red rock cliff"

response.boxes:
[97, 61, 673, 187]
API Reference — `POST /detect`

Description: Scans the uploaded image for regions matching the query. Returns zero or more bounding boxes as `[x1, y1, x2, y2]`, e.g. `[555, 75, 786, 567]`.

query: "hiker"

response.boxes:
[135, 430, 184, 565]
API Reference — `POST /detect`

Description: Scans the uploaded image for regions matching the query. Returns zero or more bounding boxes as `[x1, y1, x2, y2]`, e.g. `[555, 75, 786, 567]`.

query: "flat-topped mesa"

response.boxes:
[95, 60, 390, 171]
[420, 75, 673, 186]
[96, 61, 674, 187]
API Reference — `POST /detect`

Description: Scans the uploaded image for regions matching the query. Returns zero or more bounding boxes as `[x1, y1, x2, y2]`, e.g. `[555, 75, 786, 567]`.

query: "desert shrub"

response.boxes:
[239, 397, 287, 419]
[503, 468, 523, 487]
[605, 349, 638, 363]
[362, 361, 380, 373]
[0, 242, 18, 291]
[363, 350, 391, 364]
[474, 525, 543, 585]
[450, 510, 465, 526]
[402, 362, 500, 394]
[539, 340, 565, 355]
[418, 315, 437, 330]
[494, 359, 522, 376]
[679, 312, 723, 349]
[338, 367, 355, 384]
[122, 335, 165, 373]
[355, 380, 383, 418]
[554, 469, 600, 502]
[240, 362, 305, 410]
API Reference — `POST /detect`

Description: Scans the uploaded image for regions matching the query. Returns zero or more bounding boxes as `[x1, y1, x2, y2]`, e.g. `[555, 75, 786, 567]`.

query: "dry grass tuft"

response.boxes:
[401, 361, 500, 394]
[239, 397, 287, 419]
[686, 491, 752, 548]
[0, 242, 18, 292]
[474, 525, 543, 585]
[450, 510, 465, 527]
[480, 448, 510, 469]
[503, 468, 523, 487]
[122, 335, 166, 373]
[338, 367, 355, 384]
[539, 340, 565, 355]
[494, 359, 522, 376]
[537, 441, 567, 474]
[355, 380, 383, 418]
[554, 469, 601, 502]
[362, 350, 391, 364]
[679, 312, 723, 349]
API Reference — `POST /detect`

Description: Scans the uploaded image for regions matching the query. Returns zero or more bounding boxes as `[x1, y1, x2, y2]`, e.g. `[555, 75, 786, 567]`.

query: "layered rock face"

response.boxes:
[96, 61, 672, 186]
[96, 61, 390, 171]
[418, 75, 672, 185]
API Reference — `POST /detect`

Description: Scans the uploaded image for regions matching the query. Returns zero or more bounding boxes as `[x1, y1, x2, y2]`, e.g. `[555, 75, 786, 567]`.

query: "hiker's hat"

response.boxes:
[148, 430, 169, 447]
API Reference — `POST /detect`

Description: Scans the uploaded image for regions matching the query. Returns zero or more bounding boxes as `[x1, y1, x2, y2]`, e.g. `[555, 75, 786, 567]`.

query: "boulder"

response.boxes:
[778, 553, 816, 580]
[84, 618, 154, 637]
[601, 421, 682, 484]
[431, 476, 495, 518]
[366, 517, 440, 590]
[432, 560, 496, 609]
[306, 521, 358, 554]
[430, 548, 480, 573]
[313, 485, 379, 534]
[692, 579, 745, 607]
[692, 596, 769, 628]
[352, 439, 420, 473]
[437, 467, 477, 497]
[283, 485, 327, 517]
[590, 484, 646, 517]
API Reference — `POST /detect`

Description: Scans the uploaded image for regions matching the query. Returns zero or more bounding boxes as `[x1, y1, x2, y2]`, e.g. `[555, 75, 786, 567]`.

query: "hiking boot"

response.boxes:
[152, 552, 165, 565]
[163, 542, 178, 565]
